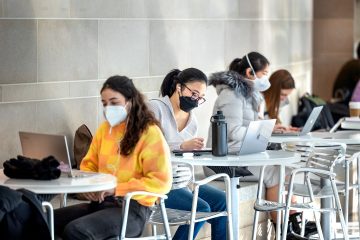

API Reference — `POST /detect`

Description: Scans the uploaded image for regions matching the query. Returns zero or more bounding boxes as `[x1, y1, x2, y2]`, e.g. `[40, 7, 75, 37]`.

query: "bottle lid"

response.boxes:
[213, 111, 225, 120]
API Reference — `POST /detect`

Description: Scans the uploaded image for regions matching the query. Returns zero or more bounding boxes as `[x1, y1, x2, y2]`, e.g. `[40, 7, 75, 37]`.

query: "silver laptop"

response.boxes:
[272, 106, 324, 136]
[19, 131, 92, 178]
[229, 119, 276, 155]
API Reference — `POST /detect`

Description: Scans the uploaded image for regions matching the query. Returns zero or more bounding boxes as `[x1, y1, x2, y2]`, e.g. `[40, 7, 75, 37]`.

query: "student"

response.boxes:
[149, 68, 227, 240]
[262, 69, 299, 133]
[54, 75, 172, 240]
[206, 52, 316, 237]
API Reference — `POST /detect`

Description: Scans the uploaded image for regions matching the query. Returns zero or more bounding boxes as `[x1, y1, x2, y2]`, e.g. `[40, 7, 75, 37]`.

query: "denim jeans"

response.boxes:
[54, 197, 150, 240]
[165, 184, 227, 240]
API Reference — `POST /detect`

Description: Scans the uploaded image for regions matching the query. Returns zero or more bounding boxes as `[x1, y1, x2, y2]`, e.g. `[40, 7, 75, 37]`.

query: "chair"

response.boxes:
[284, 142, 360, 237]
[120, 191, 171, 240]
[142, 162, 233, 240]
[42, 201, 54, 240]
[282, 143, 349, 240]
[251, 142, 348, 239]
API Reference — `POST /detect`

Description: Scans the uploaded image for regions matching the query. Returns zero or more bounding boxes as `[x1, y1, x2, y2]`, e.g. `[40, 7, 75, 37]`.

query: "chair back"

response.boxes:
[171, 162, 194, 190]
[306, 143, 346, 178]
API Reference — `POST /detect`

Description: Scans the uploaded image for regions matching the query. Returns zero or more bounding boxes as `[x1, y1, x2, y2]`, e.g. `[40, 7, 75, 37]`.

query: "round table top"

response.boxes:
[0, 170, 117, 194]
[171, 150, 300, 167]
[341, 119, 360, 130]
[270, 130, 360, 145]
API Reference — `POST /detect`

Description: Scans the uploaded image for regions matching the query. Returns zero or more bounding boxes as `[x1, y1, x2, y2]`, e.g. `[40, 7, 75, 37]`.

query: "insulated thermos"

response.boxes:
[211, 111, 227, 156]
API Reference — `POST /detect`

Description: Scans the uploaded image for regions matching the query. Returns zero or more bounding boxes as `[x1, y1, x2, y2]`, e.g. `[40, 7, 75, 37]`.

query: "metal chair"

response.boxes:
[42, 201, 54, 240]
[284, 142, 360, 237]
[120, 191, 171, 240]
[282, 143, 349, 240]
[150, 162, 233, 240]
[119, 162, 233, 240]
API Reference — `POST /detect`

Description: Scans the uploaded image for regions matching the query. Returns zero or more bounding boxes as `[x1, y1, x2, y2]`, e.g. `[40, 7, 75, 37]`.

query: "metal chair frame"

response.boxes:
[281, 143, 349, 240]
[120, 191, 171, 240]
[119, 161, 233, 240]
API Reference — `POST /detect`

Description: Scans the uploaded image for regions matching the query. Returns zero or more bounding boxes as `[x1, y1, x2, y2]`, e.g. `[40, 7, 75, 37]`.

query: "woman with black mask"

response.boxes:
[149, 68, 227, 240]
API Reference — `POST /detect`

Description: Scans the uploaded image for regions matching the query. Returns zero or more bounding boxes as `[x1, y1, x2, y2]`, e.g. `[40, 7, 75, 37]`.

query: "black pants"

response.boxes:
[54, 197, 151, 240]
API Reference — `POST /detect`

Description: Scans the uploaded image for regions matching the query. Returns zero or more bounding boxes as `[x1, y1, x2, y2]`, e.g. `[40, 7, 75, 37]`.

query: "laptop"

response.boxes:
[229, 119, 276, 155]
[19, 131, 92, 178]
[272, 106, 324, 136]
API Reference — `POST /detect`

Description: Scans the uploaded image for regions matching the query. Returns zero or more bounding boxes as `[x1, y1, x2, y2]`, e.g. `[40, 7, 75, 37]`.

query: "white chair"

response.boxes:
[42, 201, 54, 240]
[120, 191, 171, 240]
[282, 143, 349, 240]
[149, 162, 233, 240]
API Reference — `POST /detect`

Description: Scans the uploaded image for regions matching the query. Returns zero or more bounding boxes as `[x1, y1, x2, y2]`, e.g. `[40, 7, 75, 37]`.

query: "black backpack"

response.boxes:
[291, 94, 334, 131]
[0, 186, 51, 240]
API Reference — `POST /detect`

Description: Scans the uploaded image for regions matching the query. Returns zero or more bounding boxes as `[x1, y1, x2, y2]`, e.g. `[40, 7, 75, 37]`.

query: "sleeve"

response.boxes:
[217, 91, 247, 142]
[115, 126, 172, 198]
[148, 99, 161, 120]
[79, 125, 103, 172]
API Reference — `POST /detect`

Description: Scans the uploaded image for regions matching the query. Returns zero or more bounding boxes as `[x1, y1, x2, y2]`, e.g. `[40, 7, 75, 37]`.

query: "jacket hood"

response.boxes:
[208, 71, 253, 98]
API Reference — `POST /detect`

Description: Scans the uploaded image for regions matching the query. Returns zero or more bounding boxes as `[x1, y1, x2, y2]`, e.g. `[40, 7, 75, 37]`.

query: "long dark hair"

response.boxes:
[229, 52, 270, 77]
[263, 69, 295, 123]
[101, 75, 159, 156]
[160, 68, 208, 97]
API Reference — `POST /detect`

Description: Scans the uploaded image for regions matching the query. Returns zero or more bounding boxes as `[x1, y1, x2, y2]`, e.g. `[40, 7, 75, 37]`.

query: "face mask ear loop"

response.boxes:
[246, 54, 257, 79]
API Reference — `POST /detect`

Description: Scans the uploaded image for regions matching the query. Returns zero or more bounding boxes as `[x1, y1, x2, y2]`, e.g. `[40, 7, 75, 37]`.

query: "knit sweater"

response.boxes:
[80, 121, 172, 207]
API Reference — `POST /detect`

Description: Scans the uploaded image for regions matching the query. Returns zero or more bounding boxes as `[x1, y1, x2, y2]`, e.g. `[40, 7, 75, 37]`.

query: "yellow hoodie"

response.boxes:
[80, 121, 172, 206]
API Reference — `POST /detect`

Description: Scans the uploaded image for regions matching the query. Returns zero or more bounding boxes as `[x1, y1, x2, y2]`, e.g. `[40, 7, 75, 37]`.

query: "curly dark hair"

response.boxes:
[101, 75, 160, 156]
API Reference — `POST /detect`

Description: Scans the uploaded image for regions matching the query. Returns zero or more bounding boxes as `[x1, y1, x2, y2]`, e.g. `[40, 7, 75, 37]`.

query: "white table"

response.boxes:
[341, 120, 360, 130]
[0, 169, 117, 240]
[270, 130, 360, 145]
[171, 150, 300, 240]
[0, 169, 117, 194]
[270, 131, 360, 239]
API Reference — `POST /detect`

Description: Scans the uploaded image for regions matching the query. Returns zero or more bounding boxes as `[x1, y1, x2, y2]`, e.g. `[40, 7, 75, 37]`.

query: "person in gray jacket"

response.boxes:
[205, 52, 317, 237]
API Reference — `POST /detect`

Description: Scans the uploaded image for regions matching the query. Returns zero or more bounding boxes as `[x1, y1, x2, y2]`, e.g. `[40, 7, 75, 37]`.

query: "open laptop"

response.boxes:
[272, 106, 324, 136]
[229, 119, 276, 155]
[19, 131, 92, 178]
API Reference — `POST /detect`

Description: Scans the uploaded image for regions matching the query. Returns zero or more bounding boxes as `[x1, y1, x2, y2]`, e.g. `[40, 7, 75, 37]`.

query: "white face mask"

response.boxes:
[104, 105, 128, 128]
[246, 54, 271, 92]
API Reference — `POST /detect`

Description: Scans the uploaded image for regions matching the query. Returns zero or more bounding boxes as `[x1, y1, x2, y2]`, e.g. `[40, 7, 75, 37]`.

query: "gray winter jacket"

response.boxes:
[206, 71, 263, 148]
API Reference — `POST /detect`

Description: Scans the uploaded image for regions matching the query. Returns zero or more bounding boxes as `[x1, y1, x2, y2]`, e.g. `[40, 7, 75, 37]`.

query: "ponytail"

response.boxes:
[160, 69, 181, 97]
[160, 68, 208, 97]
[229, 52, 270, 76]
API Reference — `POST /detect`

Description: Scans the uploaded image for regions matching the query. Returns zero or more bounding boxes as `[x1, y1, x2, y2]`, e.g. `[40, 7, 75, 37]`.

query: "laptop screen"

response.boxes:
[19, 131, 72, 167]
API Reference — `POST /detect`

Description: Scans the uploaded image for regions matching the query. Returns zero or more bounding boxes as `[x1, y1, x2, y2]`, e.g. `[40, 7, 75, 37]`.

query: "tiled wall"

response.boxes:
[0, 0, 313, 163]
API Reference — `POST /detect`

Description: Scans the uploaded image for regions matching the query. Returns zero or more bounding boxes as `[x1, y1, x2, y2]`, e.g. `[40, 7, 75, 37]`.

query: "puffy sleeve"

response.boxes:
[217, 90, 247, 143]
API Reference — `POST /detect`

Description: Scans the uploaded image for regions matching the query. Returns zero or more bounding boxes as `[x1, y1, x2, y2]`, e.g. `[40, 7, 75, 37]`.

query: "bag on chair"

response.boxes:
[73, 124, 92, 170]
[291, 93, 334, 131]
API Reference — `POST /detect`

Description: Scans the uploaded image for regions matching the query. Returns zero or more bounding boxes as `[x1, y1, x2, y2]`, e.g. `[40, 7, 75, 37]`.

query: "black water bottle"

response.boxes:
[211, 111, 227, 156]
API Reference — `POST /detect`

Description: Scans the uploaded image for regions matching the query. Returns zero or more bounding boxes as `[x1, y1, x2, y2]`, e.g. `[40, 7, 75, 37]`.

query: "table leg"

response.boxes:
[230, 177, 240, 240]
[60, 193, 67, 208]
[276, 165, 285, 240]
[321, 178, 333, 239]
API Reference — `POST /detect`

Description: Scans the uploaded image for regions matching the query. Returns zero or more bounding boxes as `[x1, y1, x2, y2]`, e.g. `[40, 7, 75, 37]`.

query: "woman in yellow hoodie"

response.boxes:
[54, 75, 172, 240]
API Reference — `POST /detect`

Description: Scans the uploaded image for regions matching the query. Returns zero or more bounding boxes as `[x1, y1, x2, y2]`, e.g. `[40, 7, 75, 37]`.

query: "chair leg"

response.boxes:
[151, 224, 157, 237]
[331, 177, 349, 240]
[252, 166, 266, 240]
[159, 199, 171, 240]
[251, 210, 260, 240]
[42, 201, 54, 240]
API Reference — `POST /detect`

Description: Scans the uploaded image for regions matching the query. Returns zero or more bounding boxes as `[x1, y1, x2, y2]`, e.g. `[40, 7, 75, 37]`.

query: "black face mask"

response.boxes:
[179, 96, 198, 112]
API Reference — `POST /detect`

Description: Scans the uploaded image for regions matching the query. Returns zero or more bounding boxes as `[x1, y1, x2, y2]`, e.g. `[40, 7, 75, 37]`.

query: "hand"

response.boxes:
[273, 124, 287, 133]
[98, 188, 115, 203]
[180, 137, 205, 150]
[288, 126, 300, 132]
[80, 192, 100, 202]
